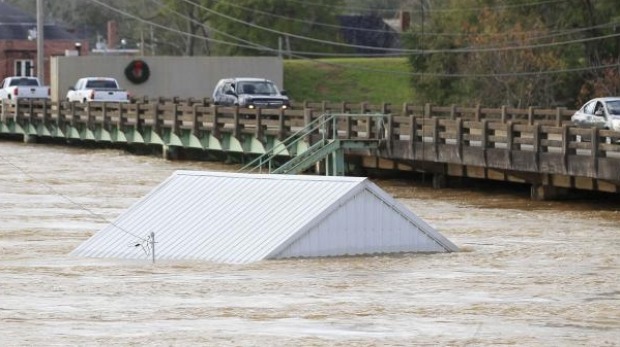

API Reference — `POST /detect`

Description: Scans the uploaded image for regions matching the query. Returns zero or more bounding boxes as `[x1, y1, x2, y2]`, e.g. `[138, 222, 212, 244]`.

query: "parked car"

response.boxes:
[212, 77, 289, 109]
[66, 77, 130, 103]
[571, 97, 620, 143]
[0, 76, 50, 103]
[571, 97, 620, 131]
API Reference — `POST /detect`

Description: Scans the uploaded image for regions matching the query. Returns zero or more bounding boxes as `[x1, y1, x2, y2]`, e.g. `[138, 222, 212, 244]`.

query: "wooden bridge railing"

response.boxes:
[0, 98, 592, 154]
[2, 98, 579, 124]
[1, 98, 606, 164]
[381, 115, 620, 182]
[3, 98, 620, 194]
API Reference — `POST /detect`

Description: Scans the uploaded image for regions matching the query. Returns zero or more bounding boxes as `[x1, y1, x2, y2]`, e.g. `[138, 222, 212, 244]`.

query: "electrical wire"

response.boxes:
[180, 0, 409, 53]
[195, 0, 620, 54]
[90, 0, 620, 56]
[207, 0, 618, 42]
[85, 0, 619, 78]
[148, 0, 271, 53]
[162, 0, 620, 77]
[277, 0, 569, 14]
[151, 0, 406, 58]
[167, 0, 620, 62]
[0, 153, 148, 242]
[208, 0, 399, 36]
[87, 0, 275, 53]
[180, 0, 620, 55]
[306, 60, 620, 78]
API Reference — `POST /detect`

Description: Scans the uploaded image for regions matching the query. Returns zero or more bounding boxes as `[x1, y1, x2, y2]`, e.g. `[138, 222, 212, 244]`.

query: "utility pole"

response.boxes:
[420, 0, 424, 34]
[36, 0, 44, 83]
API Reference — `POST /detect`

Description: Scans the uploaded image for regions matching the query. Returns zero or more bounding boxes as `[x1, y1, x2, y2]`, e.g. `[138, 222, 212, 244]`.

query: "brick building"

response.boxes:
[0, 2, 88, 84]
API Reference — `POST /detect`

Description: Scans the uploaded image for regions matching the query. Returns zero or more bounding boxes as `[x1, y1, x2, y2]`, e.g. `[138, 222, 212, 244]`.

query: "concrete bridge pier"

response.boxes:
[432, 173, 447, 189]
[531, 184, 570, 201]
[162, 145, 179, 160]
[23, 134, 37, 144]
[314, 160, 326, 175]
[346, 156, 365, 176]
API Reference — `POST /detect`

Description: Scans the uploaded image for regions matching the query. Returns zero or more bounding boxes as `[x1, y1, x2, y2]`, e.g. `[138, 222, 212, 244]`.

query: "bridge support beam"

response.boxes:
[432, 173, 447, 189]
[531, 184, 570, 201]
[162, 145, 178, 160]
[314, 161, 325, 175]
[328, 149, 346, 176]
[23, 134, 37, 144]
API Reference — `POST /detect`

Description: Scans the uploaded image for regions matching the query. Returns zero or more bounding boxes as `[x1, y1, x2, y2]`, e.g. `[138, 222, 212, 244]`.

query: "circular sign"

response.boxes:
[124, 59, 150, 84]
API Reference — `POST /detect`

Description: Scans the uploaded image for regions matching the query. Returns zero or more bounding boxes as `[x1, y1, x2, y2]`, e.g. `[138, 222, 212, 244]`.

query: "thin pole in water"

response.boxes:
[151, 232, 155, 264]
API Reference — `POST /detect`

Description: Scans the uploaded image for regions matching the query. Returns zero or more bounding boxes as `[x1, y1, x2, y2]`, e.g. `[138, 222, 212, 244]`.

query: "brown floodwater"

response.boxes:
[0, 140, 618, 346]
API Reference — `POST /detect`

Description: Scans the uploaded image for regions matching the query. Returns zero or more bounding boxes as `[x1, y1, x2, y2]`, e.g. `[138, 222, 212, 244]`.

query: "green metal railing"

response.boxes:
[239, 113, 387, 175]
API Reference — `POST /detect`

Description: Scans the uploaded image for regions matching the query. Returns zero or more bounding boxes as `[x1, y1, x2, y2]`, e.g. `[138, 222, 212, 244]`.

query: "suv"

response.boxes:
[212, 77, 289, 109]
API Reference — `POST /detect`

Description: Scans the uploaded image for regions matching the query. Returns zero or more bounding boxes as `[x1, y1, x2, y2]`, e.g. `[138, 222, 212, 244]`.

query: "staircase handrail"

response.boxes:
[239, 112, 336, 173]
[239, 112, 387, 173]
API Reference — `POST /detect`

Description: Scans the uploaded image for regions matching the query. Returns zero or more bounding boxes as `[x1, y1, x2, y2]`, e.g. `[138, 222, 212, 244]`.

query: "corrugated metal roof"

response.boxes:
[71, 171, 458, 264]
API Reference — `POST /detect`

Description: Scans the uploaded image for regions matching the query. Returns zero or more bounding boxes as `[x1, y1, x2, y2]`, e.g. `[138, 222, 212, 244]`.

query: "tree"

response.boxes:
[407, 32, 464, 105]
[502, 0, 619, 106]
[462, 6, 568, 107]
[154, 0, 214, 56]
[562, 0, 620, 105]
[405, 0, 620, 107]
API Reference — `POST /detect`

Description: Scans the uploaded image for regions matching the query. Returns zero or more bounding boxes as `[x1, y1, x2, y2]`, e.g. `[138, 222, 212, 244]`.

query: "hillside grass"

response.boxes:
[283, 57, 413, 106]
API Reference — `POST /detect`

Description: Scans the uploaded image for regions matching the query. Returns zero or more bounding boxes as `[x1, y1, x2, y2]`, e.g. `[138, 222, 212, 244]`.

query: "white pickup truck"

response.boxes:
[66, 77, 130, 103]
[0, 76, 50, 102]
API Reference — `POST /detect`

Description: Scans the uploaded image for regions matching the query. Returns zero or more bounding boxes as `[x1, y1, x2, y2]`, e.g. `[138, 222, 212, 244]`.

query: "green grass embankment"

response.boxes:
[283, 57, 413, 106]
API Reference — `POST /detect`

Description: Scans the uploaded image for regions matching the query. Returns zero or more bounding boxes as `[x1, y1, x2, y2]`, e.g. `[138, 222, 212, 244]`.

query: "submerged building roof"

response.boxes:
[71, 171, 457, 264]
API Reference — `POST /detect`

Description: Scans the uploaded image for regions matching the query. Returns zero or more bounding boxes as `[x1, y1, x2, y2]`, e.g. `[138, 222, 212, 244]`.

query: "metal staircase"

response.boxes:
[239, 113, 386, 176]
[271, 138, 341, 174]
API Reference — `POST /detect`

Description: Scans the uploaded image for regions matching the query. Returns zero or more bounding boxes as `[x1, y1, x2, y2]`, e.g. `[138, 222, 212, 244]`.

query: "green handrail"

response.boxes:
[239, 113, 387, 174]
[239, 113, 335, 173]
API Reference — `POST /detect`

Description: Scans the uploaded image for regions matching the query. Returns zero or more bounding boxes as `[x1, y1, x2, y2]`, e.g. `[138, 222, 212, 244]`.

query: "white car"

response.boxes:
[571, 97, 620, 131]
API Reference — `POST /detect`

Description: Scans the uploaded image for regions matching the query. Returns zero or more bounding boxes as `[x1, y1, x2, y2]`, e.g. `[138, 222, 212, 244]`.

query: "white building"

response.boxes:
[71, 171, 458, 264]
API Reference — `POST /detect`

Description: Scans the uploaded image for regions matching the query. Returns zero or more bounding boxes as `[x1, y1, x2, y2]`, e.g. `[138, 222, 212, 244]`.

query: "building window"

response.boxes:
[14, 60, 34, 76]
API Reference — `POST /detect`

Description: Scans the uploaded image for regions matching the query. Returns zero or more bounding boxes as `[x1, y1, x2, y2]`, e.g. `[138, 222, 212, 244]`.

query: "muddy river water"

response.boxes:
[0, 140, 618, 346]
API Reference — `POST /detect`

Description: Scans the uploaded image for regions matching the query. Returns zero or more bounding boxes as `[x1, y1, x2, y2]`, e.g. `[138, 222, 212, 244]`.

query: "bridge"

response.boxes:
[1, 98, 619, 200]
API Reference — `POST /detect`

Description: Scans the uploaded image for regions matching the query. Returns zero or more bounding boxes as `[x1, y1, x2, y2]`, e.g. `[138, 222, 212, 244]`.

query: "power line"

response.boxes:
[181, 0, 407, 53]
[89, 0, 620, 56]
[85, 0, 619, 78]
[194, 0, 620, 52]
[279, 0, 402, 14]
[151, 0, 403, 58]
[181, 0, 620, 55]
[87, 0, 274, 53]
[148, 0, 271, 53]
[278, 0, 569, 14]
[306, 60, 620, 78]
[409, 20, 620, 42]
[207, 0, 617, 41]
[208, 0, 398, 36]
[159, 1, 620, 78]
[0, 152, 148, 243]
